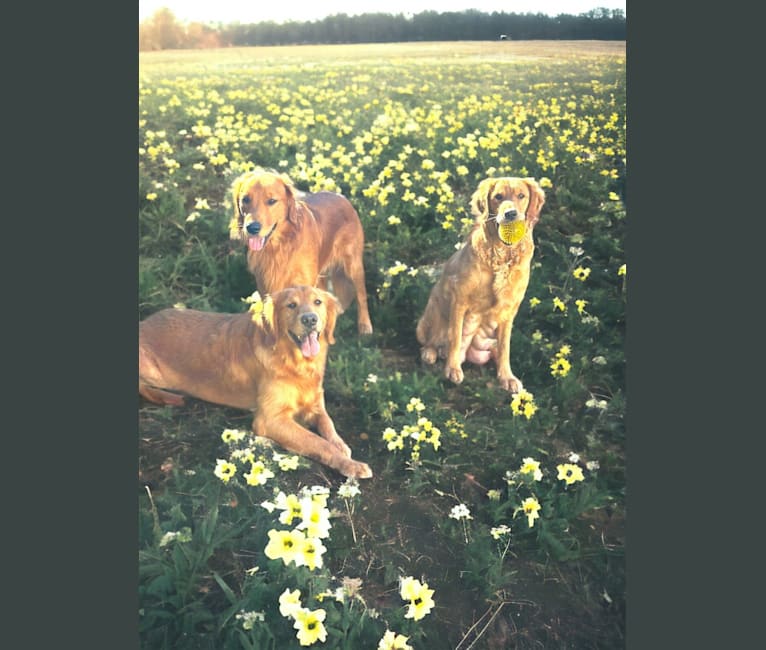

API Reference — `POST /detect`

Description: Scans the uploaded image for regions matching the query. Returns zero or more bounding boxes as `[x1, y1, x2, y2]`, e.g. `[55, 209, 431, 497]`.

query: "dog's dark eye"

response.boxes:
[517, 193, 525, 200]
[241, 196, 251, 204]
[267, 198, 278, 206]
[494, 193, 504, 201]
[287, 302, 297, 309]
[314, 299, 322, 306]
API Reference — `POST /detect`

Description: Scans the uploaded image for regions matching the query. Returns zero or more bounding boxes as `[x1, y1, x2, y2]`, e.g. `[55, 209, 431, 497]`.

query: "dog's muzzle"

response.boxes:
[244, 221, 276, 252]
[290, 312, 322, 358]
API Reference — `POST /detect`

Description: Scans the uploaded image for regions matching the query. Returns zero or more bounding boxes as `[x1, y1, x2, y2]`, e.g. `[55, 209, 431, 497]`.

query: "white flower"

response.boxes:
[568, 452, 581, 464]
[159, 531, 178, 547]
[449, 503, 472, 520]
[338, 478, 361, 499]
[490, 524, 511, 539]
[592, 355, 608, 365]
[366, 373, 379, 384]
[260, 500, 276, 513]
[586, 460, 601, 471]
[235, 610, 265, 630]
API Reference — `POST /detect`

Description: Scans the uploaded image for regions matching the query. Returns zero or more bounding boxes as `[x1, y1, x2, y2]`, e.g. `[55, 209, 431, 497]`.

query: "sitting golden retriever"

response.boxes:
[229, 168, 373, 335]
[139, 285, 372, 479]
[416, 177, 545, 393]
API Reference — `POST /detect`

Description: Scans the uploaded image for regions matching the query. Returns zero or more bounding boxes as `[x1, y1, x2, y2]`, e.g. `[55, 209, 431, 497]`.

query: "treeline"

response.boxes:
[139, 7, 625, 51]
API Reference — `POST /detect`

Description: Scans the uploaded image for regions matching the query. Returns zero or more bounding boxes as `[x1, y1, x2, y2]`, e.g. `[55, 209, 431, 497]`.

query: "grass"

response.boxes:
[139, 41, 625, 649]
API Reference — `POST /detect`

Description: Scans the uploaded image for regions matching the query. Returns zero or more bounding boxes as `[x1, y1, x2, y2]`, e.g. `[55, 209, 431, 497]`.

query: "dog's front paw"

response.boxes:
[341, 459, 373, 479]
[358, 321, 373, 336]
[499, 375, 523, 393]
[445, 365, 464, 384]
[421, 347, 437, 365]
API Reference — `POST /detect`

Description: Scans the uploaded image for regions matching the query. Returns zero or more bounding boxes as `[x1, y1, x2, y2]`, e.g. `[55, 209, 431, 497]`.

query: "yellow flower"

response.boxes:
[573, 266, 591, 281]
[145, 192, 158, 201]
[279, 588, 303, 618]
[243, 460, 275, 486]
[378, 629, 413, 650]
[406, 397, 426, 413]
[213, 459, 236, 483]
[292, 607, 327, 646]
[384, 429, 404, 451]
[609, 191, 620, 200]
[618, 263, 626, 276]
[575, 299, 588, 314]
[264, 528, 305, 566]
[550, 356, 572, 378]
[557, 345, 571, 358]
[400, 577, 435, 621]
[294, 536, 327, 571]
[529, 296, 541, 308]
[510, 390, 538, 420]
[553, 297, 567, 312]
[557, 463, 585, 485]
[221, 428, 246, 444]
[274, 452, 300, 471]
[519, 457, 543, 481]
[539, 177, 553, 188]
[275, 491, 303, 525]
[296, 495, 332, 539]
[521, 496, 541, 528]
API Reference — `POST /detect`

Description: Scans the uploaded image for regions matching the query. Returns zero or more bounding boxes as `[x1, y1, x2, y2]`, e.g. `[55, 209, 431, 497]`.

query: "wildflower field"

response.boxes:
[139, 41, 626, 649]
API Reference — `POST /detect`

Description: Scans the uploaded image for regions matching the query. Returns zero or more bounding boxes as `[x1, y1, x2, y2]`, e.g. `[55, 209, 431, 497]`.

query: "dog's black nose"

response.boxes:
[503, 209, 518, 219]
[301, 312, 318, 328]
[246, 222, 262, 235]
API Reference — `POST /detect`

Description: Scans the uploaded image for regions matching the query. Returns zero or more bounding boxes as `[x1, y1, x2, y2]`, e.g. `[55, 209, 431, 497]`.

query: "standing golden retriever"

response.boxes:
[229, 168, 373, 335]
[139, 285, 372, 479]
[416, 177, 545, 393]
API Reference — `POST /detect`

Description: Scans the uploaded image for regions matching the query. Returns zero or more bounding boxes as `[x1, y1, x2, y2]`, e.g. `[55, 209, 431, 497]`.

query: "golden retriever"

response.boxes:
[139, 285, 372, 479]
[416, 177, 546, 393]
[229, 168, 373, 335]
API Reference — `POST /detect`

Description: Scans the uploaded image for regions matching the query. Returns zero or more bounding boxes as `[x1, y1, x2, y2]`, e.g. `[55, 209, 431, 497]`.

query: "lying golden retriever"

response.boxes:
[139, 285, 372, 479]
[229, 168, 373, 336]
[416, 177, 546, 393]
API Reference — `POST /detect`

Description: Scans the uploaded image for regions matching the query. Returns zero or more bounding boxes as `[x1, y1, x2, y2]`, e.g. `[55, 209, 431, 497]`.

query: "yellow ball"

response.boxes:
[498, 221, 526, 244]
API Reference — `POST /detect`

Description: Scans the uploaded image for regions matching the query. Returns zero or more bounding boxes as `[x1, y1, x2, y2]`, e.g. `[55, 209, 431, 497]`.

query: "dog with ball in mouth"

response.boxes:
[416, 177, 546, 393]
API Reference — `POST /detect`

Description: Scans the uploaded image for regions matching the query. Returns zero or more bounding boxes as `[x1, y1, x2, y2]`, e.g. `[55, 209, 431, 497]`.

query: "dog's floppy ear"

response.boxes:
[523, 178, 546, 225]
[261, 294, 278, 347]
[249, 292, 278, 347]
[470, 178, 495, 221]
[322, 291, 343, 345]
[278, 172, 301, 225]
[229, 172, 250, 240]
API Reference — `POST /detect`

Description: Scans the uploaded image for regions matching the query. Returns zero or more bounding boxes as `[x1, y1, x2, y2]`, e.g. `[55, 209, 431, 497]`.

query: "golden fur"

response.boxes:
[230, 168, 373, 335]
[139, 286, 372, 479]
[415, 177, 546, 393]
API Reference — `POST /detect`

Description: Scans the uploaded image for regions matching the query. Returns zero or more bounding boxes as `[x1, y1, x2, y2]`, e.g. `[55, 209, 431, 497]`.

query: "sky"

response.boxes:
[138, 1, 626, 25]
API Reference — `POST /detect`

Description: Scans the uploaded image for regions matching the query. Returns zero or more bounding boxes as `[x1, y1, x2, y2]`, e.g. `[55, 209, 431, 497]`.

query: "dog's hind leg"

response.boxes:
[139, 344, 185, 405]
[333, 259, 373, 335]
[139, 382, 186, 406]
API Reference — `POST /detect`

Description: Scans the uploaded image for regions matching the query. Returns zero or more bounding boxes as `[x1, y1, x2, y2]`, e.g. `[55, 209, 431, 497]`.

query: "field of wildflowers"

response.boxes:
[139, 41, 626, 648]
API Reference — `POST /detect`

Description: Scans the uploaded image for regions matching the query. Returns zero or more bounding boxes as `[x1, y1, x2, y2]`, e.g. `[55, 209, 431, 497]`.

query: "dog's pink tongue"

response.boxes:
[300, 331, 320, 358]
[248, 236, 265, 252]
